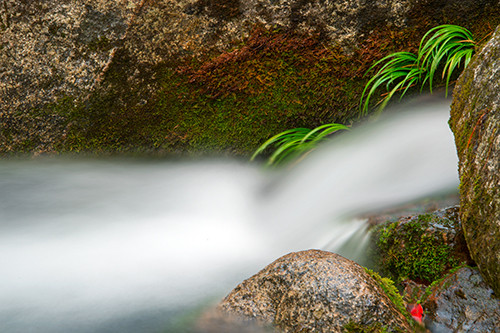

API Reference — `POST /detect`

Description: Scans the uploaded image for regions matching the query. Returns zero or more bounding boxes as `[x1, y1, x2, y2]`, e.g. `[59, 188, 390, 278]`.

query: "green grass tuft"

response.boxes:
[360, 24, 476, 115]
[255, 25, 476, 166]
[251, 123, 349, 166]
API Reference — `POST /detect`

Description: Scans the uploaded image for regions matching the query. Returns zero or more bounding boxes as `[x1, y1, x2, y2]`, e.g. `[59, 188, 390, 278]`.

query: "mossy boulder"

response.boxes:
[2, 1, 500, 155]
[449, 25, 500, 295]
[371, 207, 472, 285]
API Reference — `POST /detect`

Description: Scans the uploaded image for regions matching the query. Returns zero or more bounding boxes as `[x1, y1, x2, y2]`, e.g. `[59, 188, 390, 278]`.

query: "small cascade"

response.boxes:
[0, 95, 458, 332]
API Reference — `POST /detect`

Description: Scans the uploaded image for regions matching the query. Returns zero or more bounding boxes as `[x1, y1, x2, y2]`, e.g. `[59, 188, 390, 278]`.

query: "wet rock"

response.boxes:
[422, 267, 500, 333]
[213, 250, 411, 332]
[449, 25, 500, 295]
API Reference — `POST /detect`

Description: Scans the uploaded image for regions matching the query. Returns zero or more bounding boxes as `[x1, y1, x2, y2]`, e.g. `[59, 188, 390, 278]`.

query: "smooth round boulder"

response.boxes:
[214, 250, 411, 332]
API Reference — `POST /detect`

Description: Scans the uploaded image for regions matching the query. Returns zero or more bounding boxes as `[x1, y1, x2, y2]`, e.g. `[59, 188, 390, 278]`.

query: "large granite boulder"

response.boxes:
[2, 0, 499, 154]
[449, 26, 500, 295]
[209, 250, 411, 332]
[110, 0, 500, 63]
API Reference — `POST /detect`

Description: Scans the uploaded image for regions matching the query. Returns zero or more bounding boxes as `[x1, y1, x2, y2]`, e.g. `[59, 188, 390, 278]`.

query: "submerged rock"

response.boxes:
[423, 267, 500, 332]
[449, 25, 500, 295]
[210, 250, 411, 332]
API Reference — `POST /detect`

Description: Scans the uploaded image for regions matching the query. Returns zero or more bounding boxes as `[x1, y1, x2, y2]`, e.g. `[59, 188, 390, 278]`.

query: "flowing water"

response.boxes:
[0, 95, 459, 332]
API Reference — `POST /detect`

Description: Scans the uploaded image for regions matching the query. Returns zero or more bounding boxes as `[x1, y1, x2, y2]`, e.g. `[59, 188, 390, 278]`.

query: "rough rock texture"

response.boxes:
[449, 26, 500, 295]
[0, 0, 143, 153]
[124, 0, 411, 65]
[124, 0, 500, 62]
[214, 250, 411, 332]
[423, 267, 500, 332]
[2, 0, 499, 154]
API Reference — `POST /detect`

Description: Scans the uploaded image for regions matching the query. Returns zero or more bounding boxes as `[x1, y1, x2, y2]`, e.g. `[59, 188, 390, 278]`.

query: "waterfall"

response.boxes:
[0, 94, 458, 332]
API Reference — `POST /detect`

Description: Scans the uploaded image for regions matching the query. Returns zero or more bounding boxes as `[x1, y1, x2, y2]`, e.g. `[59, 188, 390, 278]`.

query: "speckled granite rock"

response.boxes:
[212, 250, 411, 332]
[0, 0, 143, 153]
[0, 0, 143, 109]
[124, 0, 500, 62]
[449, 25, 500, 295]
[2, 0, 499, 154]
[423, 267, 500, 333]
[124, 0, 411, 65]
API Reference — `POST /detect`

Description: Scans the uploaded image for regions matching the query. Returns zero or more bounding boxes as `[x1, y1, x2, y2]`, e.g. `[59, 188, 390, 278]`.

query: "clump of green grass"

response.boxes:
[360, 24, 475, 115]
[254, 25, 476, 166]
[250, 123, 349, 166]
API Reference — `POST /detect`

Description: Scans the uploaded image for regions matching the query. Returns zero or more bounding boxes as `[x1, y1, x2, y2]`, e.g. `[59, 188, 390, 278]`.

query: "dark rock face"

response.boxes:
[215, 250, 411, 332]
[449, 26, 500, 295]
[423, 267, 500, 332]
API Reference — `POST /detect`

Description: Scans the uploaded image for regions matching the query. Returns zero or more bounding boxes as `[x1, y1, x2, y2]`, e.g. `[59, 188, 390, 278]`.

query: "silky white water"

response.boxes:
[0, 95, 458, 332]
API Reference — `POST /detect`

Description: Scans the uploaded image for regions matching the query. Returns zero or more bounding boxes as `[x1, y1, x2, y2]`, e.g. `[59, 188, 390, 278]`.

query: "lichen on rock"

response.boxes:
[449, 25, 500, 296]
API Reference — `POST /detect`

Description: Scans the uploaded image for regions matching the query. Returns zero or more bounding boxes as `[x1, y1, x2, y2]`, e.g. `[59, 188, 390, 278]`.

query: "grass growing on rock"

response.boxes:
[36, 25, 418, 156]
[9, 12, 498, 156]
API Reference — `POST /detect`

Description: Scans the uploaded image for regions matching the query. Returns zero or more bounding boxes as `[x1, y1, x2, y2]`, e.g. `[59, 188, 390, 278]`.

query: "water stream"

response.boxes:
[0, 95, 459, 332]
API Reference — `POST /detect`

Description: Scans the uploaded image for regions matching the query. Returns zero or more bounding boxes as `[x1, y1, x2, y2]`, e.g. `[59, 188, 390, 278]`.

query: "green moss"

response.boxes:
[14, 14, 498, 156]
[342, 320, 390, 333]
[373, 214, 462, 285]
[48, 25, 424, 156]
[365, 268, 407, 317]
[337, 268, 411, 332]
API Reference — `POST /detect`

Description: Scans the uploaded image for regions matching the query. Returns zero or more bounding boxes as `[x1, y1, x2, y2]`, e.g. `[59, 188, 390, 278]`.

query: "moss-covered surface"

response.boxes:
[8, 4, 499, 157]
[364, 268, 410, 322]
[42, 25, 415, 157]
[371, 210, 470, 285]
[342, 320, 391, 333]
